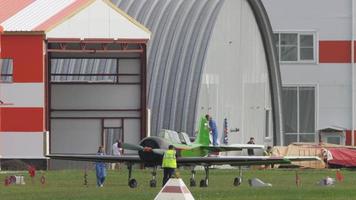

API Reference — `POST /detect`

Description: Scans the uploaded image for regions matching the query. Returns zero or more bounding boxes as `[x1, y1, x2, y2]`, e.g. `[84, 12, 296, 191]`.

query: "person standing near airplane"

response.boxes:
[247, 137, 255, 156]
[111, 140, 122, 170]
[206, 114, 218, 146]
[162, 145, 177, 186]
[95, 146, 107, 187]
[263, 146, 273, 156]
[263, 146, 274, 168]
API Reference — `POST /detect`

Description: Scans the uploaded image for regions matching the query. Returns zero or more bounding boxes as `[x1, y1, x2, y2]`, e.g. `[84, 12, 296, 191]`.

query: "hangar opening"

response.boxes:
[48, 39, 147, 160]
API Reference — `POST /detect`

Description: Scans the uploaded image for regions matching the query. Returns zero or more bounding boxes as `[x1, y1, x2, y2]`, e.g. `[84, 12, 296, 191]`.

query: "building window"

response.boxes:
[0, 59, 13, 82]
[326, 136, 341, 145]
[274, 32, 315, 63]
[51, 59, 118, 83]
[50, 58, 140, 84]
[282, 86, 316, 145]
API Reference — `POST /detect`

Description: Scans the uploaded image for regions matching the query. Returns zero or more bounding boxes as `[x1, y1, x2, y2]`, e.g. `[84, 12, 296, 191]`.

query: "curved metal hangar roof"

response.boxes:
[112, 0, 283, 145]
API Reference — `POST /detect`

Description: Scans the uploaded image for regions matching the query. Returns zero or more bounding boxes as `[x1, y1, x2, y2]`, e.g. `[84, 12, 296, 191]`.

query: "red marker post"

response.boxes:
[336, 170, 344, 182]
[28, 165, 36, 184]
[4, 176, 10, 186]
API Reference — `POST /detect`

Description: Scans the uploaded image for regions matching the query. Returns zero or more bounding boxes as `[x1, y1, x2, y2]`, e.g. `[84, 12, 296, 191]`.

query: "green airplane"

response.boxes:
[47, 116, 320, 188]
[130, 116, 265, 158]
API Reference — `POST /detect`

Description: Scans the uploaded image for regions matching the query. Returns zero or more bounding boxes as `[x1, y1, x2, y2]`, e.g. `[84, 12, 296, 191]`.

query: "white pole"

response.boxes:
[147, 109, 151, 137]
[352, 0, 355, 146]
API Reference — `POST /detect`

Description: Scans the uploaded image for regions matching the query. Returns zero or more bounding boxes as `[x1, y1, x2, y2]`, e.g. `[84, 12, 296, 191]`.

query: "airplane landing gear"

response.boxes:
[233, 177, 242, 186]
[200, 179, 208, 187]
[149, 166, 157, 187]
[199, 166, 209, 187]
[190, 178, 196, 187]
[127, 163, 137, 188]
[129, 179, 137, 188]
[190, 168, 196, 187]
[233, 167, 243, 186]
[150, 179, 157, 187]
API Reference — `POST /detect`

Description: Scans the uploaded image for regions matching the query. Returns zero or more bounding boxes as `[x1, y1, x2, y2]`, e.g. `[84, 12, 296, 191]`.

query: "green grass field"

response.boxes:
[0, 168, 355, 200]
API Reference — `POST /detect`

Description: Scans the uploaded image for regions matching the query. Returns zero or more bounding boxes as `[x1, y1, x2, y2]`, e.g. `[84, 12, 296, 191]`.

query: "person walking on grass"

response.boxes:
[162, 145, 177, 186]
[247, 137, 255, 156]
[95, 146, 107, 187]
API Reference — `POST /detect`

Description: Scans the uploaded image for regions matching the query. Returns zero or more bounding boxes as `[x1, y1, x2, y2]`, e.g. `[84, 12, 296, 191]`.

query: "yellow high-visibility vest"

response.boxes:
[263, 150, 272, 156]
[162, 149, 177, 168]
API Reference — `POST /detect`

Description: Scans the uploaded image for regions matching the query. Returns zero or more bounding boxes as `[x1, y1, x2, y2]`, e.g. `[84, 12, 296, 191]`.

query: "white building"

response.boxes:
[262, 0, 356, 145]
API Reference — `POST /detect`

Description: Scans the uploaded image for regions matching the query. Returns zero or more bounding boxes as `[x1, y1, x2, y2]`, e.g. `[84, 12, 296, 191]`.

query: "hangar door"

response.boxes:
[48, 39, 147, 157]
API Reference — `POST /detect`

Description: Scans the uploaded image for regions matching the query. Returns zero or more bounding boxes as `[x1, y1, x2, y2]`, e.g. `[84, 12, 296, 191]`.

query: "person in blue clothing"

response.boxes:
[95, 146, 107, 187]
[206, 114, 218, 146]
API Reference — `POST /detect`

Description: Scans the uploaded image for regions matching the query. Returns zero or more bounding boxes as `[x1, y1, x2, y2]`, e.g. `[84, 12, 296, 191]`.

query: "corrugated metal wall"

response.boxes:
[112, 0, 224, 135]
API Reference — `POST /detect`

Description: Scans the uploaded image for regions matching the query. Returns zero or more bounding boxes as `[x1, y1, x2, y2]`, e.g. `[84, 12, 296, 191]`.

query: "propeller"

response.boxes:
[123, 143, 165, 155]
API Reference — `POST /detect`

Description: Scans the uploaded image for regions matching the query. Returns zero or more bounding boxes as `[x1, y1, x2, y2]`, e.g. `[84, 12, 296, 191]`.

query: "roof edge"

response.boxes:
[46, 37, 149, 43]
[43, 0, 95, 33]
[102, 0, 151, 36]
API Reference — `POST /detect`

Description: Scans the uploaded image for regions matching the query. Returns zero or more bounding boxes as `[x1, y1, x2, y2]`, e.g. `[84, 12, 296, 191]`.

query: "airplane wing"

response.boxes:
[47, 154, 320, 167]
[177, 156, 321, 166]
[200, 144, 265, 152]
[47, 154, 142, 163]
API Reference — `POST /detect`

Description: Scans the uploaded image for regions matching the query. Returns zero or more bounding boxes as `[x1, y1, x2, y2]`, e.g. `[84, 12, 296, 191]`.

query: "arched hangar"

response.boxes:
[114, 0, 283, 146]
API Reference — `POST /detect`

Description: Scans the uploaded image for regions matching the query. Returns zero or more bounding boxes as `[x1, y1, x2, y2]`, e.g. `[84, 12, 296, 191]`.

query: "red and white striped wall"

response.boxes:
[0, 34, 45, 159]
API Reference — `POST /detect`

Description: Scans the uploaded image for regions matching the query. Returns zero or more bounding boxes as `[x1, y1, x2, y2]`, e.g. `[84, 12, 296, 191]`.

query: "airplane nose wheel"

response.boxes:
[129, 179, 137, 188]
[149, 166, 157, 187]
[233, 177, 242, 186]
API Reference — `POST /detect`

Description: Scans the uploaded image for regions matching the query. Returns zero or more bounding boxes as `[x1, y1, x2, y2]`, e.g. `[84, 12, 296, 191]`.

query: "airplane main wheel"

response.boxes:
[233, 177, 242, 186]
[150, 180, 157, 188]
[129, 179, 137, 188]
[199, 179, 208, 187]
[190, 178, 196, 187]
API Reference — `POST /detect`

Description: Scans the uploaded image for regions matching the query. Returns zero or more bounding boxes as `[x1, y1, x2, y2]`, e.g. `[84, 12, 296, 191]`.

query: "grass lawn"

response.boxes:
[0, 168, 355, 200]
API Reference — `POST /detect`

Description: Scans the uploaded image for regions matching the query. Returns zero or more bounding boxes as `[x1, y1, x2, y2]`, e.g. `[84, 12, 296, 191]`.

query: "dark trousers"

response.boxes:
[162, 168, 175, 186]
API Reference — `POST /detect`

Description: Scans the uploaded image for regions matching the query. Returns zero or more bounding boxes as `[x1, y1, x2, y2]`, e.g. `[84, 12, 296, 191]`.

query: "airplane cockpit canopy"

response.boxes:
[159, 129, 191, 145]
[179, 132, 192, 145]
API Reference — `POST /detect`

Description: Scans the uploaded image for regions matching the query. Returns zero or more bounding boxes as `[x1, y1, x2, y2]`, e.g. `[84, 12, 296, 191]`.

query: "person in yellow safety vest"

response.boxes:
[162, 144, 177, 186]
[263, 146, 273, 156]
[263, 146, 274, 169]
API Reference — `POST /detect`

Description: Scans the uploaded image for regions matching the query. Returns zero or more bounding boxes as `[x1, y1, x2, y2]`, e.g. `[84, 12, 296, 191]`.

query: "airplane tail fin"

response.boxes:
[194, 116, 210, 146]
